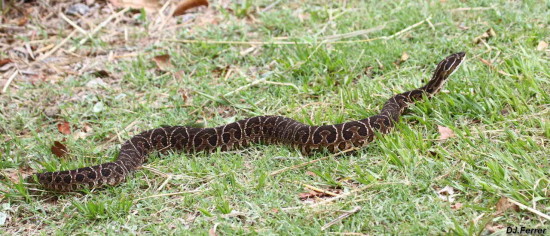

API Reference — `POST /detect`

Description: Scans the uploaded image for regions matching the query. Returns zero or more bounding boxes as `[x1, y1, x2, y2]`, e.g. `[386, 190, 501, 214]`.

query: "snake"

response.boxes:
[27, 52, 466, 192]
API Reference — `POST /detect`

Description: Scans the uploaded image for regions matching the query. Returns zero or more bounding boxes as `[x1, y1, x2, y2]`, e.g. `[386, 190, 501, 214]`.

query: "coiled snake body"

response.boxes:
[29, 52, 466, 192]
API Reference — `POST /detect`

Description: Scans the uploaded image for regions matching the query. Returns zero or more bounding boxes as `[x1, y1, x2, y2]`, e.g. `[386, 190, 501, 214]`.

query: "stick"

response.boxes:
[301, 183, 339, 197]
[69, 7, 130, 52]
[281, 181, 408, 211]
[320, 25, 386, 41]
[506, 198, 550, 220]
[449, 7, 495, 12]
[1, 69, 18, 93]
[59, 12, 89, 37]
[38, 30, 77, 61]
[269, 148, 359, 176]
[321, 206, 361, 231]
[133, 189, 203, 202]
[168, 17, 431, 46]
[381, 16, 431, 40]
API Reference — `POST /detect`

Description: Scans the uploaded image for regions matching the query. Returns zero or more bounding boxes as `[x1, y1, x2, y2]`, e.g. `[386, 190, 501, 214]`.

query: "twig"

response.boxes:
[223, 77, 266, 96]
[478, 57, 514, 77]
[328, 233, 368, 236]
[1, 69, 18, 93]
[282, 181, 408, 211]
[449, 7, 495, 12]
[133, 189, 204, 202]
[59, 12, 89, 37]
[68, 7, 130, 52]
[261, 0, 281, 12]
[168, 17, 431, 46]
[321, 206, 361, 231]
[157, 175, 173, 191]
[141, 165, 175, 191]
[320, 25, 386, 41]
[300, 183, 339, 197]
[506, 198, 550, 220]
[380, 16, 431, 40]
[261, 80, 300, 91]
[269, 148, 359, 176]
[38, 30, 77, 61]
[101, 120, 140, 146]
[426, 18, 435, 31]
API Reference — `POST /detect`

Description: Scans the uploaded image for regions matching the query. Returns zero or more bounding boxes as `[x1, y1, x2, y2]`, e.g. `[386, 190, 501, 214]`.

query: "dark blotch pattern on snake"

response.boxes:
[28, 52, 466, 191]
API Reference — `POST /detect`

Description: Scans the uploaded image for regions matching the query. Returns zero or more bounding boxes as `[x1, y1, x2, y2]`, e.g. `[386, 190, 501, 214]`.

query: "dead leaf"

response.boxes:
[536, 41, 548, 51]
[0, 59, 12, 67]
[393, 52, 410, 67]
[485, 224, 505, 234]
[2, 168, 24, 183]
[451, 202, 463, 210]
[473, 28, 496, 44]
[82, 123, 93, 133]
[109, 0, 160, 12]
[400, 52, 410, 62]
[478, 57, 514, 77]
[299, 188, 342, 201]
[91, 70, 110, 78]
[51, 141, 68, 158]
[44, 106, 59, 117]
[436, 186, 457, 202]
[240, 46, 257, 56]
[17, 16, 29, 26]
[500, 108, 510, 116]
[152, 54, 174, 71]
[305, 171, 317, 177]
[57, 121, 71, 135]
[208, 223, 219, 236]
[299, 190, 327, 200]
[495, 197, 520, 213]
[173, 0, 209, 16]
[73, 124, 93, 140]
[437, 125, 456, 140]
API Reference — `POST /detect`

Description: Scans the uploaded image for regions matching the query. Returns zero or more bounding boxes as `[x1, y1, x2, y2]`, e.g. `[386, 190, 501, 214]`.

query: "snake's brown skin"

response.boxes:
[28, 52, 466, 192]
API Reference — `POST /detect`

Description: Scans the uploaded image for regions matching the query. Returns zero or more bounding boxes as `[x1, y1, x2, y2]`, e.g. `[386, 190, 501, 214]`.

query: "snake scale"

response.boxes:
[28, 52, 466, 192]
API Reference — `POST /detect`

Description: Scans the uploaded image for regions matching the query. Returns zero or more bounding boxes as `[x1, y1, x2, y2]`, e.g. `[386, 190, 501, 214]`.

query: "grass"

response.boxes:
[1, 0, 549, 234]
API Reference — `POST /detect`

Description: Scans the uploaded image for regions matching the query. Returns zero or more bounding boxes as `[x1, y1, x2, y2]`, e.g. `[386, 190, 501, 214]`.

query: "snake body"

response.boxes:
[29, 52, 466, 191]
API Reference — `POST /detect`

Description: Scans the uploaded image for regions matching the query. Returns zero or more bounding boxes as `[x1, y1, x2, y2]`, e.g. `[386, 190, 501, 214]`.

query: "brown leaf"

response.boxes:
[74, 123, 93, 140]
[2, 168, 25, 183]
[437, 125, 456, 140]
[299, 190, 327, 200]
[436, 186, 457, 202]
[536, 41, 548, 51]
[485, 224, 505, 234]
[0, 59, 12, 67]
[208, 223, 219, 236]
[51, 141, 68, 158]
[400, 52, 410, 62]
[305, 171, 317, 177]
[173, 0, 209, 16]
[495, 197, 520, 213]
[91, 70, 110, 78]
[17, 16, 29, 26]
[298, 188, 341, 201]
[57, 121, 72, 135]
[393, 52, 409, 67]
[109, 0, 160, 12]
[152, 54, 174, 71]
[473, 28, 496, 44]
[451, 202, 463, 210]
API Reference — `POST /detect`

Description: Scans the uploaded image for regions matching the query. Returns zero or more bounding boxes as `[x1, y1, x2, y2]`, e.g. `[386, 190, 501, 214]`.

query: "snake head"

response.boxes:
[423, 52, 466, 94]
[440, 52, 466, 78]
